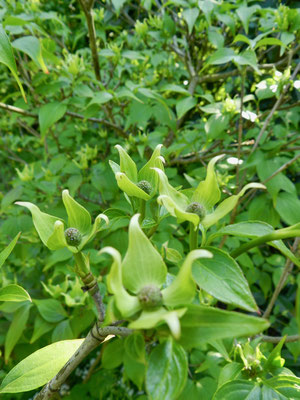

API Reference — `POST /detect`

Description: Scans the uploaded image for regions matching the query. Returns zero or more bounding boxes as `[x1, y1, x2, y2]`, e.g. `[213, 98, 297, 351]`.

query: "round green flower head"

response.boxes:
[64, 227, 82, 247]
[185, 202, 206, 221]
[138, 285, 163, 310]
[136, 180, 152, 195]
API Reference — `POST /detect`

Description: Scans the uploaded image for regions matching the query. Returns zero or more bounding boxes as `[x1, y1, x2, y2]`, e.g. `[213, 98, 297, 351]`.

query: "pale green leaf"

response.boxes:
[234, 50, 260, 74]
[158, 195, 199, 228]
[0, 285, 31, 302]
[163, 250, 212, 307]
[138, 144, 164, 193]
[0, 232, 21, 269]
[192, 247, 258, 312]
[0, 26, 26, 102]
[100, 246, 141, 318]
[39, 102, 67, 137]
[146, 337, 187, 399]
[35, 299, 67, 323]
[46, 220, 67, 251]
[115, 173, 150, 201]
[192, 154, 224, 209]
[15, 202, 63, 248]
[236, 5, 260, 35]
[115, 145, 138, 182]
[5, 303, 31, 362]
[12, 36, 48, 73]
[0, 339, 84, 393]
[62, 189, 91, 235]
[129, 308, 187, 339]
[202, 183, 266, 228]
[122, 214, 167, 293]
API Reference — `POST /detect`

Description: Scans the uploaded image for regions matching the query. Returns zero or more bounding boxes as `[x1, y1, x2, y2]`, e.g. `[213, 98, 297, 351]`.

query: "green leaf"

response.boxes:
[176, 97, 197, 119]
[182, 8, 199, 34]
[213, 380, 261, 399]
[208, 221, 274, 243]
[102, 338, 125, 369]
[234, 49, 260, 74]
[62, 189, 91, 235]
[180, 304, 269, 347]
[15, 202, 63, 248]
[30, 316, 54, 344]
[0, 232, 21, 269]
[88, 92, 113, 106]
[46, 220, 67, 251]
[112, 0, 126, 15]
[254, 37, 284, 49]
[206, 48, 236, 65]
[264, 376, 300, 398]
[276, 192, 300, 225]
[146, 337, 187, 400]
[0, 339, 84, 393]
[163, 249, 212, 307]
[39, 102, 67, 137]
[0, 285, 31, 302]
[12, 36, 48, 73]
[122, 214, 167, 294]
[236, 5, 260, 34]
[124, 333, 146, 364]
[0, 25, 26, 102]
[5, 303, 31, 362]
[35, 299, 68, 323]
[217, 363, 243, 389]
[192, 154, 224, 209]
[193, 247, 258, 312]
[115, 145, 138, 182]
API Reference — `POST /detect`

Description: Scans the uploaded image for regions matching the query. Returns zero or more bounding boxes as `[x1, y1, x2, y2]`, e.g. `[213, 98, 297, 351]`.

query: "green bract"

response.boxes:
[100, 214, 212, 338]
[109, 144, 165, 201]
[153, 155, 266, 230]
[15, 190, 108, 253]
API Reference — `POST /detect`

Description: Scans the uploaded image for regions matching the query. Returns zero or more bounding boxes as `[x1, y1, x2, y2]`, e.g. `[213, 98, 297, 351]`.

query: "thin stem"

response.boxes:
[263, 237, 300, 319]
[258, 334, 300, 343]
[189, 223, 198, 251]
[230, 231, 300, 259]
[139, 199, 146, 223]
[35, 324, 132, 399]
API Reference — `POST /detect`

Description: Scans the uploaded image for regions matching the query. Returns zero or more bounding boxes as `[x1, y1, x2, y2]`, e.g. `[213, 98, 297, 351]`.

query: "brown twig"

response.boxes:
[258, 334, 300, 343]
[262, 237, 300, 320]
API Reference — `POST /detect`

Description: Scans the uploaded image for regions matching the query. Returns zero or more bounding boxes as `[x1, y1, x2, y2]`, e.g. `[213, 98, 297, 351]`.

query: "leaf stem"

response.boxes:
[189, 223, 198, 251]
[230, 231, 300, 258]
[139, 199, 146, 223]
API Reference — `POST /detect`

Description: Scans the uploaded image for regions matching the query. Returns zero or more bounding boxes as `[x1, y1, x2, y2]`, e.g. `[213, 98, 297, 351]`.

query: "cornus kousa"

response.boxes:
[109, 144, 165, 201]
[153, 155, 266, 248]
[16, 189, 108, 252]
[100, 214, 212, 339]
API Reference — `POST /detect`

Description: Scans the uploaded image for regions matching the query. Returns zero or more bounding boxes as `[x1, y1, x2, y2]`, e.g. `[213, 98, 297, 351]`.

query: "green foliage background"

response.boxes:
[0, 0, 299, 398]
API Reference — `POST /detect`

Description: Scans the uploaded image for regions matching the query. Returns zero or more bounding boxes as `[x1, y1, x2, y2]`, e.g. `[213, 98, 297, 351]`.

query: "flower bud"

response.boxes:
[185, 202, 206, 221]
[65, 227, 82, 247]
[136, 180, 152, 195]
[138, 285, 163, 310]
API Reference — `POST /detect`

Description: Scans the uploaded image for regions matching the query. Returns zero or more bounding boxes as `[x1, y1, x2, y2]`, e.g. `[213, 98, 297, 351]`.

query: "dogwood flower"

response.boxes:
[109, 144, 164, 201]
[16, 190, 108, 253]
[100, 214, 212, 338]
[153, 155, 265, 230]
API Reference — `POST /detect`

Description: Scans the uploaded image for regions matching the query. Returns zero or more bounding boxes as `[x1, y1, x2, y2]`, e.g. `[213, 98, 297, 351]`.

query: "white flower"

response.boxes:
[242, 110, 257, 122]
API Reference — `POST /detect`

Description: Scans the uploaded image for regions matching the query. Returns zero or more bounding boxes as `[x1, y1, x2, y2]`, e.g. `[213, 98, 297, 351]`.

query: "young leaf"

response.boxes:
[206, 48, 236, 65]
[0, 232, 21, 269]
[0, 339, 84, 393]
[0, 26, 26, 101]
[0, 285, 31, 302]
[182, 8, 199, 34]
[115, 145, 138, 182]
[39, 102, 67, 137]
[12, 36, 48, 73]
[146, 337, 187, 400]
[192, 247, 258, 312]
[34, 299, 68, 323]
[176, 97, 197, 119]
